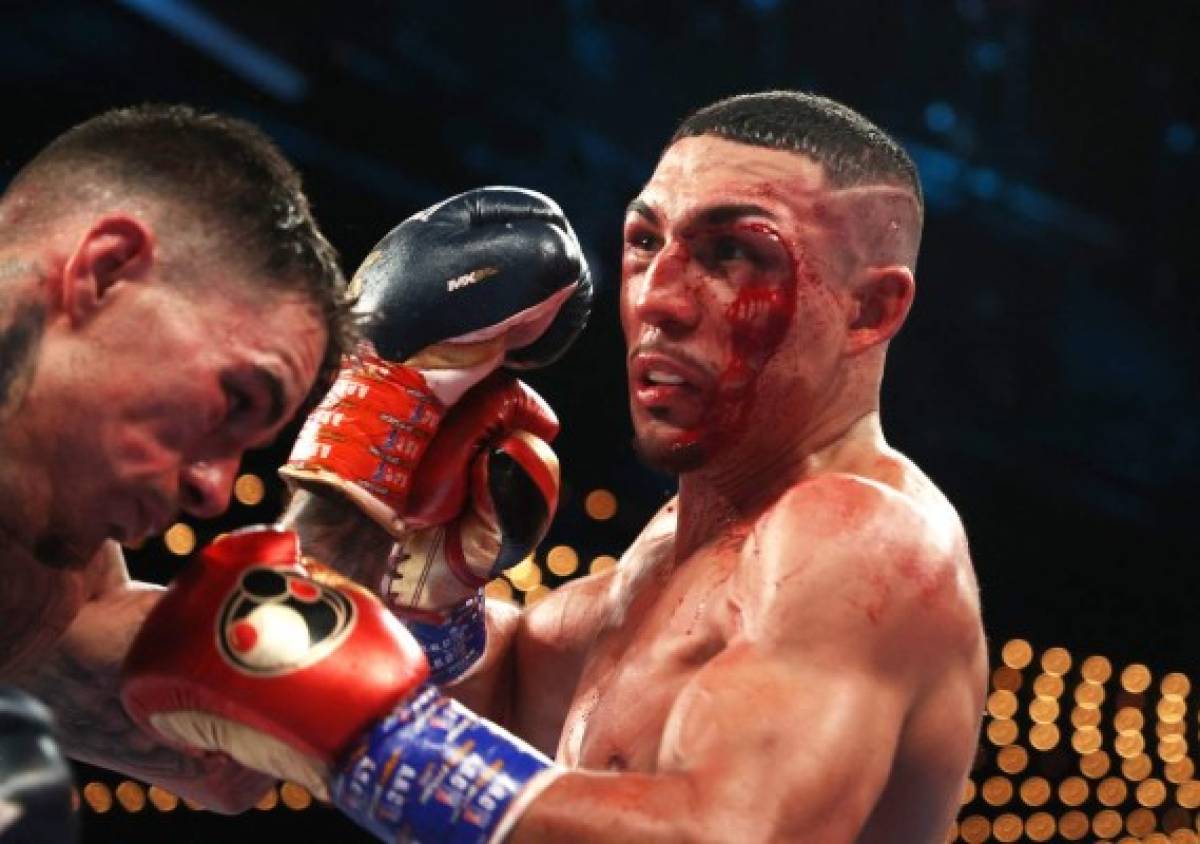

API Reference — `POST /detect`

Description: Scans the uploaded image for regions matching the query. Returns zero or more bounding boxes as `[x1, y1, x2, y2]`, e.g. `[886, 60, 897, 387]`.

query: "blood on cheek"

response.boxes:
[667, 224, 802, 452]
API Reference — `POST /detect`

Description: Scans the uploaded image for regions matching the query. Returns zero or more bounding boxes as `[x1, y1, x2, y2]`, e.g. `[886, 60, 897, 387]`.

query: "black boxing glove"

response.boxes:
[0, 687, 77, 844]
[283, 187, 590, 535]
[352, 185, 592, 384]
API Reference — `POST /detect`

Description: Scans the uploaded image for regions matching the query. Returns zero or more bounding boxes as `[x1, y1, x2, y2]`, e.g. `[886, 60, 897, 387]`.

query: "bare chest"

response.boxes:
[557, 539, 744, 772]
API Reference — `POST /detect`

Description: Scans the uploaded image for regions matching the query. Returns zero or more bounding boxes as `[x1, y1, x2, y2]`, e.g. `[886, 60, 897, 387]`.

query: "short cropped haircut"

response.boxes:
[5, 104, 353, 387]
[671, 91, 923, 217]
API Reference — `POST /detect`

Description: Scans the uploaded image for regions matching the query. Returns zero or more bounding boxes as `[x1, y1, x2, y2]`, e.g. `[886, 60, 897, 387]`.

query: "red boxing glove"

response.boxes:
[282, 352, 445, 536]
[404, 372, 559, 529]
[121, 526, 429, 800]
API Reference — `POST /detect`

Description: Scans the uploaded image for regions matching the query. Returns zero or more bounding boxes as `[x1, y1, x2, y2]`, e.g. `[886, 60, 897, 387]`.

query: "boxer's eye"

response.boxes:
[624, 227, 660, 252]
[712, 237, 753, 263]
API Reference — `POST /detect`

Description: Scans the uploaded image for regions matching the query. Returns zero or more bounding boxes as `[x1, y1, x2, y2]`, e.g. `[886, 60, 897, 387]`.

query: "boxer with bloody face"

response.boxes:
[270, 92, 987, 844]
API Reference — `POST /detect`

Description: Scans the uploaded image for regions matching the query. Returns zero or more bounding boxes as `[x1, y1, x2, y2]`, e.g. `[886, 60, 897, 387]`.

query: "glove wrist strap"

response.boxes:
[395, 593, 488, 684]
[332, 684, 551, 844]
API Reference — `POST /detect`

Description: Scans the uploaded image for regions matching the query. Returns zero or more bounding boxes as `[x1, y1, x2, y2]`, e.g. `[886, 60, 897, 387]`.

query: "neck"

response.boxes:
[673, 407, 885, 561]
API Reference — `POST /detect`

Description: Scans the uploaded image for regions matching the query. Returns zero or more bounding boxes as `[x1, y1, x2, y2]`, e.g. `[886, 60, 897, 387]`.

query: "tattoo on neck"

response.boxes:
[0, 300, 46, 416]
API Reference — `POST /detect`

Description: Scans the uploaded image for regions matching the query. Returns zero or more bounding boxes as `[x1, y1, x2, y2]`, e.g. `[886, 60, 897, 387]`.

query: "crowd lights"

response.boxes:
[956, 639, 1200, 842]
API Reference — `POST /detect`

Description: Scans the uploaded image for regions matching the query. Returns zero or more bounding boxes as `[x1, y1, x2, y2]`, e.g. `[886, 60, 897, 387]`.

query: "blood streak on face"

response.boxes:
[667, 221, 799, 458]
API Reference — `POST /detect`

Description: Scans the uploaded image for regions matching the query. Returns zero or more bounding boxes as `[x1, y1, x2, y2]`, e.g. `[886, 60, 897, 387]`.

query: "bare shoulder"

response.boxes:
[747, 469, 979, 658]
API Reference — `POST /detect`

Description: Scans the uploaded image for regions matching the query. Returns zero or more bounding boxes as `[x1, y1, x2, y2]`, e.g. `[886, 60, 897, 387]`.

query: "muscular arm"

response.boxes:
[7, 544, 273, 814]
[510, 477, 984, 843]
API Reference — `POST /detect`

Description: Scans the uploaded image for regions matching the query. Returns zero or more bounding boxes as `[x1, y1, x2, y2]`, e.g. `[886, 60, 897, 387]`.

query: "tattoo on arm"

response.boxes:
[5, 586, 271, 811]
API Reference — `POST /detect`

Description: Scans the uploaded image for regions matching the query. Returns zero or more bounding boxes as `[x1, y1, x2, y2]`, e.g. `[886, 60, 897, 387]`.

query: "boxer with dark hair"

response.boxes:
[126, 91, 984, 843]
[0, 105, 588, 817]
[0, 103, 347, 812]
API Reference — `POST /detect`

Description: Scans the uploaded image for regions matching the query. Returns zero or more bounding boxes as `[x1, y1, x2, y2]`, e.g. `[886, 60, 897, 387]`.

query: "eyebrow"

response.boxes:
[624, 199, 779, 227]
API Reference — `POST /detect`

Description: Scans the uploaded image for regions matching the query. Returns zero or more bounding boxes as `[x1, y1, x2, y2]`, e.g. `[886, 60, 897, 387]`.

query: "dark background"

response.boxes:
[2, 1, 1197, 839]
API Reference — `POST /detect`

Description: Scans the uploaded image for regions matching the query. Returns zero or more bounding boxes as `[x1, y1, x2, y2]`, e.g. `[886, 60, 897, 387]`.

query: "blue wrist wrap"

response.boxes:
[332, 684, 550, 844]
[401, 593, 488, 684]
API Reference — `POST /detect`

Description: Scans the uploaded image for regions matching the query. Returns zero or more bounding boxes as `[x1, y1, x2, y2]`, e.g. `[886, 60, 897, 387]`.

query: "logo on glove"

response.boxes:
[217, 567, 357, 676]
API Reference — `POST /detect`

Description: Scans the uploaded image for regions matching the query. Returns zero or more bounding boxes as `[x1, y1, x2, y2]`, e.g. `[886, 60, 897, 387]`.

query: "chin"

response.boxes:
[632, 430, 710, 475]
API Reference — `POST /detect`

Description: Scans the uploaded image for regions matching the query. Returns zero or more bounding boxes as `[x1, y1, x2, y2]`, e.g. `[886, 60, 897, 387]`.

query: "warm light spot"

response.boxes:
[1158, 697, 1188, 723]
[1136, 777, 1168, 807]
[982, 776, 1012, 806]
[1041, 646, 1071, 676]
[1097, 776, 1128, 807]
[115, 781, 145, 813]
[1019, 776, 1050, 806]
[1169, 826, 1199, 843]
[1115, 731, 1147, 759]
[1121, 753, 1153, 782]
[255, 787, 278, 811]
[959, 815, 990, 844]
[987, 690, 1018, 719]
[1121, 663, 1153, 693]
[961, 777, 976, 804]
[1114, 706, 1144, 735]
[163, 522, 196, 556]
[525, 584, 552, 606]
[987, 718, 1019, 747]
[992, 666, 1023, 692]
[1024, 812, 1056, 842]
[1034, 673, 1065, 699]
[584, 489, 618, 521]
[1074, 680, 1105, 708]
[1058, 776, 1089, 806]
[1080, 749, 1112, 779]
[506, 556, 542, 592]
[1071, 727, 1102, 755]
[996, 745, 1028, 775]
[279, 782, 311, 810]
[1162, 672, 1191, 700]
[1082, 655, 1113, 684]
[992, 813, 1022, 842]
[83, 782, 113, 813]
[1029, 697, 1059, 724]
[1058, 810, 1090, 840]
[483, 578, 515, 603]
[1158, 735, 1188, 763]
[1176, 779, 1200, 808]
[1126, 806, 1157, 836]
[546, 545, 579, 577]
[234, 473, 265, 507]
[147, 786, 178, 812]
[589, 555, 618, 576]
[1165, 757, 1195, 784]
[1071, 705, 1101, 729]
[1157, 719, 1186, 738]
[1091, 808, 1123, 838]
[1001, 639, 1033, 670]
[1029, 722, 1059, 751]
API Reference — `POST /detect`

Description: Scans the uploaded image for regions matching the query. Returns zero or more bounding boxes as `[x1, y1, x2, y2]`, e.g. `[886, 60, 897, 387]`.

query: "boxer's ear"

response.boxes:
[59, 214, 156, 326]
[844, 265, 914, 355]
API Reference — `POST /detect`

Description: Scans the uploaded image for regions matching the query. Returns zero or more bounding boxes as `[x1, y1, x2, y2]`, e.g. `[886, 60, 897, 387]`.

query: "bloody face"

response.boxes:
[620, 136, 848, 474]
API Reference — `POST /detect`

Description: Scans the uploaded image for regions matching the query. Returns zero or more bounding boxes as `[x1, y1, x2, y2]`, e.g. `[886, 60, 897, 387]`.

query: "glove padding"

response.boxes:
[381, 374, 560, 614]
[0, 687, 77, 844]
[121, 527, 429, 800]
